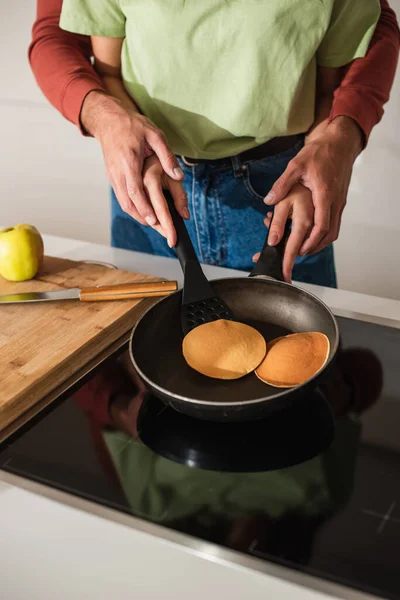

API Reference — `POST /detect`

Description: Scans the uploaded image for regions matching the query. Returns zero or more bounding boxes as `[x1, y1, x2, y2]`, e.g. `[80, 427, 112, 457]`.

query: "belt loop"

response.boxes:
[231, 155, 243, 178]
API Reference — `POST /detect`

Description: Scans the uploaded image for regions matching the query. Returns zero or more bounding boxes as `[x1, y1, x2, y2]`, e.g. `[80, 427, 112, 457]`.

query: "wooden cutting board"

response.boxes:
[0, 256, 161, 435]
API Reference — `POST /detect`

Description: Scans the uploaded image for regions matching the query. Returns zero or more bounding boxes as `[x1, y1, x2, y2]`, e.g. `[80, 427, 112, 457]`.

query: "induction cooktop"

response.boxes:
[1, 315, 400, 600]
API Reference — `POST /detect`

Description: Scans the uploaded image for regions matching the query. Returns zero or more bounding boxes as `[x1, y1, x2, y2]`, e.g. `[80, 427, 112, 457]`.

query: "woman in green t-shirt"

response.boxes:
[60, 0, 380, 286]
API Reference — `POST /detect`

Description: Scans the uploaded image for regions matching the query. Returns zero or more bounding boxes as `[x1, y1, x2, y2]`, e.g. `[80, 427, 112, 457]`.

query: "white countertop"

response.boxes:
[42, 233, 400, 326]
[1, 234, 399, 600]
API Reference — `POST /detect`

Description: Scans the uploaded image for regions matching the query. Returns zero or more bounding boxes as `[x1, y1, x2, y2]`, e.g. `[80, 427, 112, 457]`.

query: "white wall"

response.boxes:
[0, 1, 110, 246]
[0, 1, 399, 299]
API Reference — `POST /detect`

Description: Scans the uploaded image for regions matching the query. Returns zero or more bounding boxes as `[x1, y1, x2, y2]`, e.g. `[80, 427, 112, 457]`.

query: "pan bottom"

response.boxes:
[137, 389, 335, 471]
[245, 319, 291, 342]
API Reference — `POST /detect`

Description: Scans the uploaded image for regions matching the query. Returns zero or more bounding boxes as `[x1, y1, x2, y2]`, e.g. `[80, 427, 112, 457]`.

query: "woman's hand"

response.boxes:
[264, 118, 362, 256]
[263, 67, 363, 257]
[253, 183, 314, 283]
[140, 154, 189, 246]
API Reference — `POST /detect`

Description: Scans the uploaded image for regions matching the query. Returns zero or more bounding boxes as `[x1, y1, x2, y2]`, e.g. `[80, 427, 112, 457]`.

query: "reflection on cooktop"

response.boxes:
[1, 316, 400, 600]
[137, 391, 334, 472]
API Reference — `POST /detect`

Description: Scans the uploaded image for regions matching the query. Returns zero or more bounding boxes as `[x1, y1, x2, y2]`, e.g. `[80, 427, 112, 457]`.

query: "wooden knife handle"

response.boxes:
[79, 281, 178, 301]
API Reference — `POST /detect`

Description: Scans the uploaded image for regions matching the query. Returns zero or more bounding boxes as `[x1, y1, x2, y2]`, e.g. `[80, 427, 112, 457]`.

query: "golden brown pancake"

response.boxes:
[182, 319, 267, 380]
[255, 332, 330, 388]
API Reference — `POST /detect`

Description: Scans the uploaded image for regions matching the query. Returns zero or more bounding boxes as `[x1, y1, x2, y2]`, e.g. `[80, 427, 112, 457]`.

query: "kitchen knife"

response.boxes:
[0, 280, 178, 304]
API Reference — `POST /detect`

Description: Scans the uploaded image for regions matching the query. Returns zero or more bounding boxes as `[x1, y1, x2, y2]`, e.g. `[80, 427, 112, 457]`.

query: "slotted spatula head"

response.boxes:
[182, 297, 235, 336]
[164, 190, 236, 336]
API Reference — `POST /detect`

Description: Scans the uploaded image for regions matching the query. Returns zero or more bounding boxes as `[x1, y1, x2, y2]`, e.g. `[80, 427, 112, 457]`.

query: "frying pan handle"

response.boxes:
[249, 221, 291, 281]
[164, 189, 215, 302]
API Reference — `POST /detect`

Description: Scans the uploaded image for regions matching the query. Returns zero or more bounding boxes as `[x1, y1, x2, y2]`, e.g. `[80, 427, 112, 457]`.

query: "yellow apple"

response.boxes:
[0, 224, 44, 281]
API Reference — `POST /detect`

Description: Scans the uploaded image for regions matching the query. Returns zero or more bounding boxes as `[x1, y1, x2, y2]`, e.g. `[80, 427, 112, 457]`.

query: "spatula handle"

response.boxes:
[250, 221, 292, 282]
[79, 281, 177, 301]
[164, 190, 198, 266]
[164, 189, 215, 304]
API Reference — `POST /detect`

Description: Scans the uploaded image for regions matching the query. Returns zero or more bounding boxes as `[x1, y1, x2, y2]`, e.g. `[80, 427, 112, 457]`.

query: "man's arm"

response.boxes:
[28, 0, 105, 132]
[86, 34, 187, 241]
[329, 0, 400, 145]
[29, 0, 186, 247]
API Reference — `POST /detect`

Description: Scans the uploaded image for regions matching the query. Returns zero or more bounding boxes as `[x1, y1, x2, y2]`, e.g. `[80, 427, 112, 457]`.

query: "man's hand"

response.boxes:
[253, 183, 315, 283]
[264, 116, 363, 256]
[80, 91, 187, 247]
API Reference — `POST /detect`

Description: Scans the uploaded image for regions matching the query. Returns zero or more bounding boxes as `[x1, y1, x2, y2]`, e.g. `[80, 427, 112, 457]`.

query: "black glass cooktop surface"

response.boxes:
[1, 316, 400, 599]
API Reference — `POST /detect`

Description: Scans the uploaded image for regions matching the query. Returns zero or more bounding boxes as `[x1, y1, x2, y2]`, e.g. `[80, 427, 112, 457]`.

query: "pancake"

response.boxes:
[255, 332, 330, 388]
[182, 319, 267, 380]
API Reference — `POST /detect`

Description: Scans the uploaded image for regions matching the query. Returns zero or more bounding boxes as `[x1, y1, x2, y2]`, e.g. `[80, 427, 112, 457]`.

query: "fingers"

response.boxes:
[100, 110, 185, 228]
[143, 178, 189, 247]
[144, 181, 176, 247]
[108, 171, 147, 226]
[299, 204, 330, 255]
[121, 157, 159, 226]
[146, 129, 184, 181]
[267, 205, 290, 247]
[125, 169, 157, 227]
[141, 158, 189, 246]
[282, 203, 314, 283]
[299, 182, 332, 255]
[106, 150, 154, 225]
[252, 211, 273, 262]
[265, 202, 297, 283]
[168, 178, 190, 221]
[264, 159, 301, 205]
[310, 202, 345, 255]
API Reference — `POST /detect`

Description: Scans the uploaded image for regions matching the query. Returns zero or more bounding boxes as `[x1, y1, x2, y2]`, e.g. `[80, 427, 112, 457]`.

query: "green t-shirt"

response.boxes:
[60, 0, 380, 159]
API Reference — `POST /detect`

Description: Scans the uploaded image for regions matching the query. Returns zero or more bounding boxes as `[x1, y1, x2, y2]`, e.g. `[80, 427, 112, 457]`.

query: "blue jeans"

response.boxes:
[111, 139, 337, 288]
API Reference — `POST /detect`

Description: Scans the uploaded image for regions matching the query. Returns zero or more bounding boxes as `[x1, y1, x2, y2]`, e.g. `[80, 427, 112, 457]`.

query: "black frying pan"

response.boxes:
[130, 192, 340, 422]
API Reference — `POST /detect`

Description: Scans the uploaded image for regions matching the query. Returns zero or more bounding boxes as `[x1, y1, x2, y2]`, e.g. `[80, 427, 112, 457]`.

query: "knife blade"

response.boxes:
[0, 280, 178, 304]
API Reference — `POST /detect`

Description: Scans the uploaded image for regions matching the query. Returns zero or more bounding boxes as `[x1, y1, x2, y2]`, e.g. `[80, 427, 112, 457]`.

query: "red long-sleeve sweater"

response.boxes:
[72, 359, 135, 482]
[29, 0, 399, 142]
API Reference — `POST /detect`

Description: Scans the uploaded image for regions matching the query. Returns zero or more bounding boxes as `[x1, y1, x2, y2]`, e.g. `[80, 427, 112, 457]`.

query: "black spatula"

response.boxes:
[165, 190, 235, 336]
